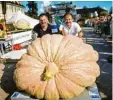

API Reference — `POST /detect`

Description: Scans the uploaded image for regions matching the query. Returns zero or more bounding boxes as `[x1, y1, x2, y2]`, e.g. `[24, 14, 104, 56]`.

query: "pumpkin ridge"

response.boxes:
[22, 54, 45, 67]
[44, 77, 59, 100]
[40, 35, 52, 62]
[31, 41, 45, 62]
[55, 73, 85, 98]
[50, 34, 63, 61]
[60, 64, 97, 87]
[32, 38, 48, 64]
[59, 70, 86, 87]
[27, 45, 42, 62]
[54, 36, 71, 62]
[52, 35, 64, 61]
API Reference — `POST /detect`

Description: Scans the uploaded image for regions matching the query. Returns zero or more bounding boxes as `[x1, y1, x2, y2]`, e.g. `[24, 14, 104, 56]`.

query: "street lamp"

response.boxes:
[1, 1, 7, 33]
[2, 1, 6, 15]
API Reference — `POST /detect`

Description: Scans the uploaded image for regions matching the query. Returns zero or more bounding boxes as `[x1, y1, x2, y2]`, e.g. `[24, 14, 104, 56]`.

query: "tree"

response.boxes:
[26, 1, 38, 19]
[0, 19, 5, 23]
[100, 11, 108, 16]
[109, 7, 112, 14]
[82, 6, 90, 19]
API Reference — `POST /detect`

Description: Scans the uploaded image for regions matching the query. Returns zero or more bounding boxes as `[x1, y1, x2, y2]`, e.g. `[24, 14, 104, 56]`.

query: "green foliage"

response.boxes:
[26, 1, 38, 19]
[0, 19, 5, 23]
[82, 6, 91, 19]
[100, 11, 108, 16]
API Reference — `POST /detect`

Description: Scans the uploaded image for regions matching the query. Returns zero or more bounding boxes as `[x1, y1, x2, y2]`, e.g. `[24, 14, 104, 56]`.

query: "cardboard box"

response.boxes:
[11, 83, 101, 100]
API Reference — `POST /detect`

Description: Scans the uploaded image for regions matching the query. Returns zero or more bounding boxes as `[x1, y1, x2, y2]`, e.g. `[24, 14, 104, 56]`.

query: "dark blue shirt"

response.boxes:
[33, 24, 52, 38]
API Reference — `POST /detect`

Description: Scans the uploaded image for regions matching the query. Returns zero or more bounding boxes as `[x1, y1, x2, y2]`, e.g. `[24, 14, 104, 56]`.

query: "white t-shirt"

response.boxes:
[59, 22, 81, 36]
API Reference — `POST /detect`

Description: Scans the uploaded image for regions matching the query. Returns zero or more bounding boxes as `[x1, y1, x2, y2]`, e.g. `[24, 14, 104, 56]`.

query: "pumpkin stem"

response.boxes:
[44, 62, 58, 80]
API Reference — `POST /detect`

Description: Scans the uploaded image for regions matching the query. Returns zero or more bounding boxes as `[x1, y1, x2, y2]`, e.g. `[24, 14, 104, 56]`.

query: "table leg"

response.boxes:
[0, 43, 4, 55]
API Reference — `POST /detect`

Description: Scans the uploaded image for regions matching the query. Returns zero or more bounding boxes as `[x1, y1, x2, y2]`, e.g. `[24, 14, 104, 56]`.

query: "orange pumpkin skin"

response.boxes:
[14, 34, 100, 100]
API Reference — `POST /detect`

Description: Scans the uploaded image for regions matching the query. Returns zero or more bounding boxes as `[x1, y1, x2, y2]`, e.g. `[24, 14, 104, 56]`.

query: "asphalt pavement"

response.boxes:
[83, 27, 112, 100]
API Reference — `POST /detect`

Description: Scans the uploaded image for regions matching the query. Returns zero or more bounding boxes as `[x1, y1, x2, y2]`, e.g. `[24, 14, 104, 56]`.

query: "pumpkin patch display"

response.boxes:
[14, 34, 100, 100]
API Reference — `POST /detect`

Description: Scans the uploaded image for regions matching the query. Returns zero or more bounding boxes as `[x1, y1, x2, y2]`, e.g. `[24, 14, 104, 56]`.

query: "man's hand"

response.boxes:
[62, 27, 68, 36]
[78, 31, 83, 38]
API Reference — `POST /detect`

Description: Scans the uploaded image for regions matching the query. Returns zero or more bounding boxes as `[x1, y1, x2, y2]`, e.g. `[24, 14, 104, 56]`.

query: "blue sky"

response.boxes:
[22, 1, 112, 15]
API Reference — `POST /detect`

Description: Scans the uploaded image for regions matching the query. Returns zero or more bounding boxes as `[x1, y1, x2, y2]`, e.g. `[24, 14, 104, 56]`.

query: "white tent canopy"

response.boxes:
[6, 11, 39, 28]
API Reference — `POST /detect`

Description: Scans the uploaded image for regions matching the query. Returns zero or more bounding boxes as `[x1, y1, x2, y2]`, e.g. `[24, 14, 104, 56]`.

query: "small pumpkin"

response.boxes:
[14, 19, 30, 30]
[14, 34, 100, 100]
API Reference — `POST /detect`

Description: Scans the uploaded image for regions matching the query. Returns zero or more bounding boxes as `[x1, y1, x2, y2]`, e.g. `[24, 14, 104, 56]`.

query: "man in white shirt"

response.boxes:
[60, 13, 83, 37]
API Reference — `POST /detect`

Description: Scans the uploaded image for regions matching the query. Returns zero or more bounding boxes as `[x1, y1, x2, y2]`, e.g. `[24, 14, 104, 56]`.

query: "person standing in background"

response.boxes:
[77, 18, 85, 27]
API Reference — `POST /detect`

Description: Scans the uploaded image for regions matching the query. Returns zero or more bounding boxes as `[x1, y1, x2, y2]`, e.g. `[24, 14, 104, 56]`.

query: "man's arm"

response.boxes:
[59, 25, 68, 36]
[75, 22, 83, 38]
[61, 27, 68, 36]
[32, 30, 38, 40]
[32, 24, 39, 40]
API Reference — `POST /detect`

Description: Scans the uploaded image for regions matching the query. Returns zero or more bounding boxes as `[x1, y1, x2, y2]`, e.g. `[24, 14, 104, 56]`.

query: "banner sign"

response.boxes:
[11, 30, 32, 44]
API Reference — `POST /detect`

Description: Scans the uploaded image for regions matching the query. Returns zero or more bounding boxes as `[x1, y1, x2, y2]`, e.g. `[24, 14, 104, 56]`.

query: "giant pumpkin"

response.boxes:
[14, 34, 100, 100]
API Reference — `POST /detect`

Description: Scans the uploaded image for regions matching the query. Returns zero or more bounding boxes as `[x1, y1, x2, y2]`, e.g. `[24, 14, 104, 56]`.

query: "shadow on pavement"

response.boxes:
[1, 63, 17, 100]
[83, 28, 112, 100]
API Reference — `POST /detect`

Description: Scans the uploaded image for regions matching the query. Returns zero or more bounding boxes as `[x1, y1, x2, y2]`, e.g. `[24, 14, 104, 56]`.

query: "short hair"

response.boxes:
[64, 13, 73, 19]
[77, 18, 85, 23]
[39, 13, 49, 19]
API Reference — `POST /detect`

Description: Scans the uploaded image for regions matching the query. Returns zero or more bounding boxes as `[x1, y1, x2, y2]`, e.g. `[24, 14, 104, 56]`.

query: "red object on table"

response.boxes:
[12, 44, 22, 50]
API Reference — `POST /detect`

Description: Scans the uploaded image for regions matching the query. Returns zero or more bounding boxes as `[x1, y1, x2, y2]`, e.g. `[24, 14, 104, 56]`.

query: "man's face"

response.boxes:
[64, 15, 73, 28]
[99, 16, 104, 21]
[39, 16, 49, 27]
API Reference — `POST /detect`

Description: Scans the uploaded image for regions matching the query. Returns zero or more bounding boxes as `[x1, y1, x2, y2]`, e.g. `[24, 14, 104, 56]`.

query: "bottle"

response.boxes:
[51, 15, 58, 34]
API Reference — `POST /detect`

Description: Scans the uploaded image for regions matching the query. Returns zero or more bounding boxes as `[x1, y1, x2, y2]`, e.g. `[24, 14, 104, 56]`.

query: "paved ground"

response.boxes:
[0, 63, 16, 100]
[83, 27, 112, 100]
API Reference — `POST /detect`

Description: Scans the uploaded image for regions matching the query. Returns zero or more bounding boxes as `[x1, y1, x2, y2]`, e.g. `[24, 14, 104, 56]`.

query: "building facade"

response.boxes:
[45, 2, 76, 19]
[76, 7, 108, 17]
[0, 1, 24, 20]
[54, 2, 76, 18]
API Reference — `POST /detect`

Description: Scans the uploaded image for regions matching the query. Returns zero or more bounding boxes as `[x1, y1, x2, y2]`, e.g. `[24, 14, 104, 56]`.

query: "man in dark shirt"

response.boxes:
[32, 13, 52, 39]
